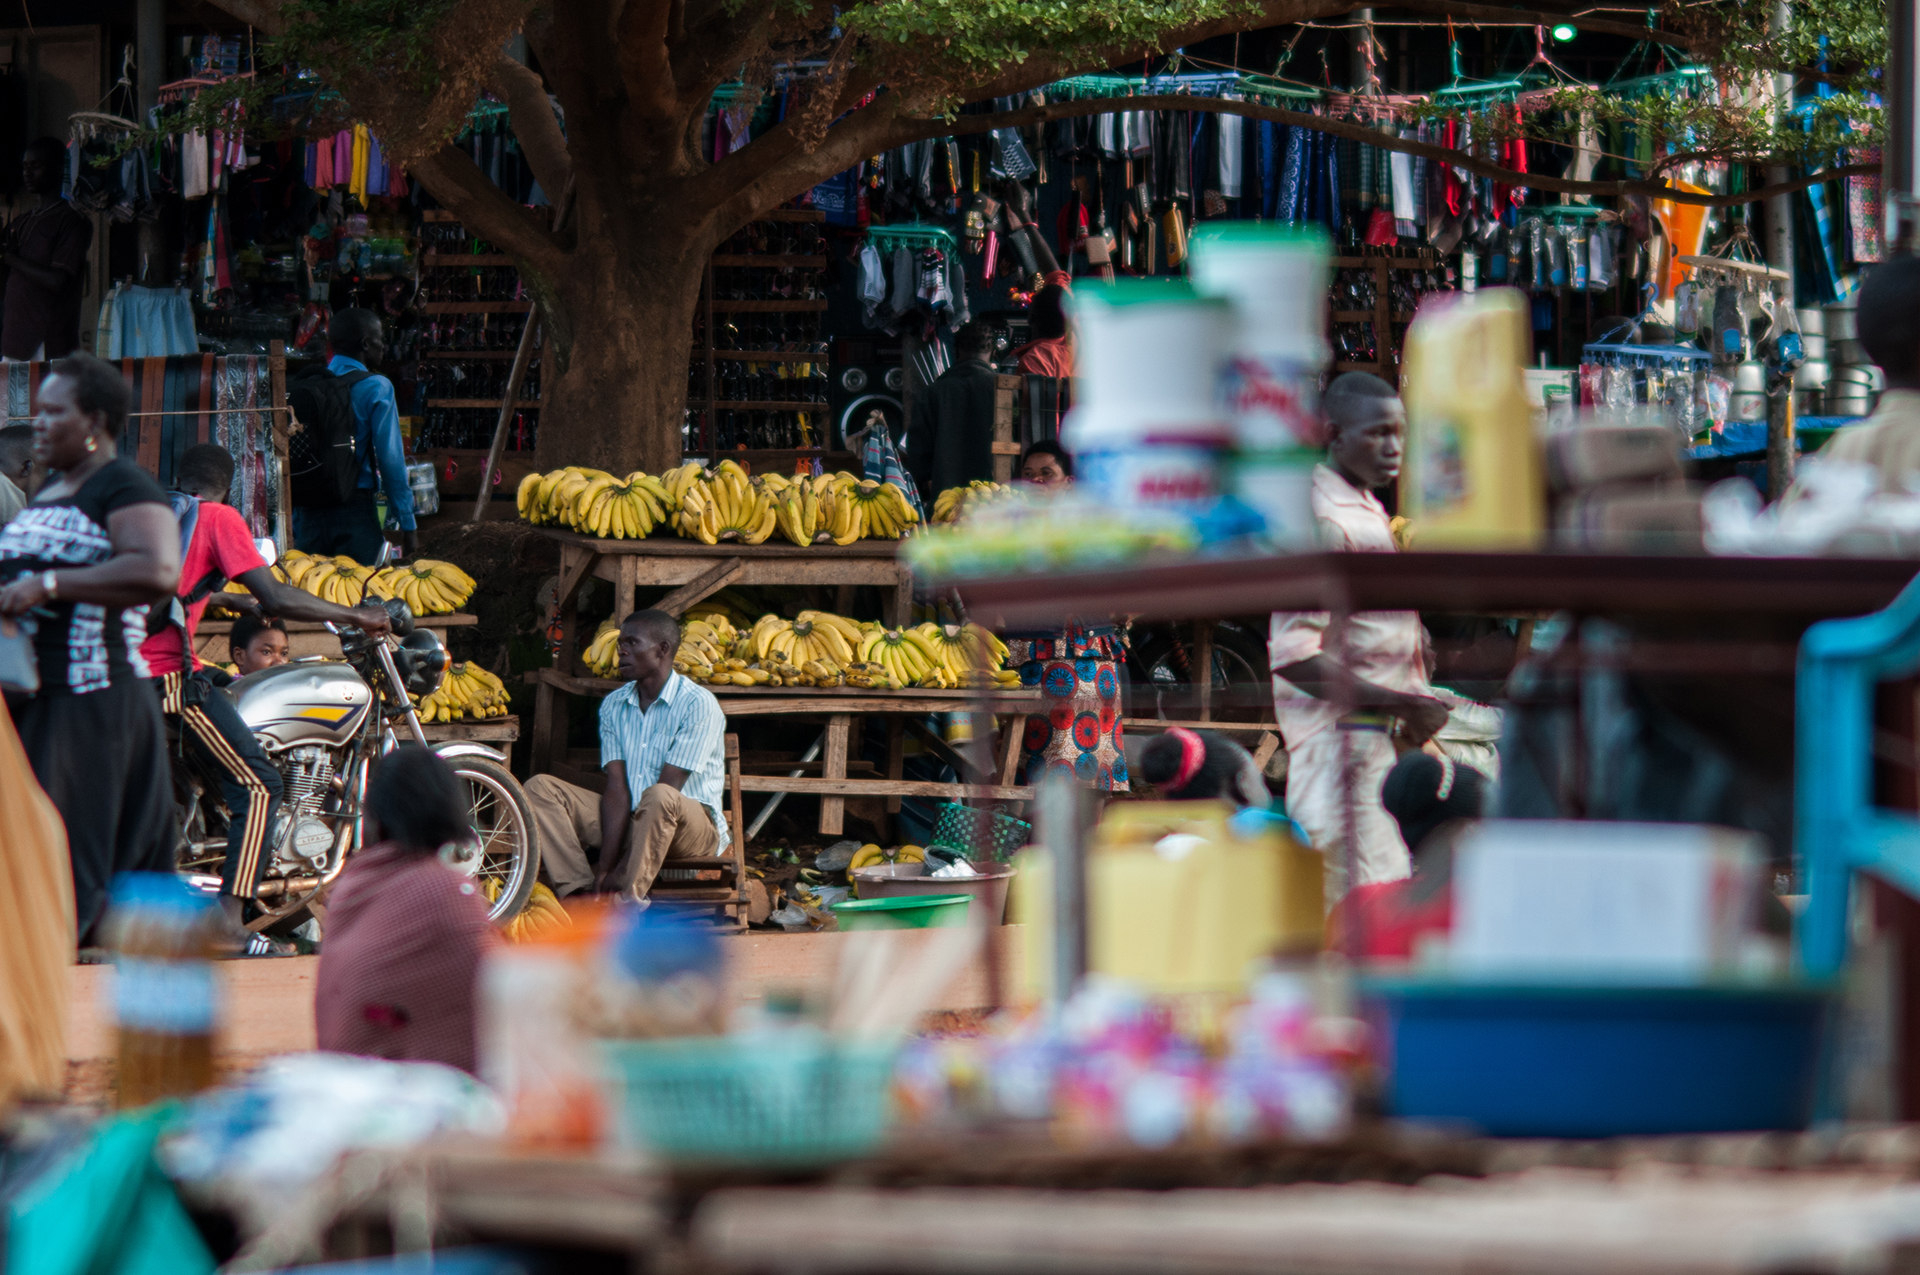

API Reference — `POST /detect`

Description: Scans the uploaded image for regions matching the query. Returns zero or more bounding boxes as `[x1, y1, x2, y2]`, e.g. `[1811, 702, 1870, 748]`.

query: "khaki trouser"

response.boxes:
[1284, 726, 1409, 906]
[524, 774, 719, 898]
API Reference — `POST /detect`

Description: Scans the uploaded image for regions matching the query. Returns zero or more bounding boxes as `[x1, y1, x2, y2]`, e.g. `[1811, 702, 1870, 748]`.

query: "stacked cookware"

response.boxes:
[1821, 299, 1883, 418]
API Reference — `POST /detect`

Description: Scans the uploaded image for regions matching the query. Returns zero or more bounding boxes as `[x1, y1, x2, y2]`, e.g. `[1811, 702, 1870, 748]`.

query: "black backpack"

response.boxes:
[286, 363, 372, 506]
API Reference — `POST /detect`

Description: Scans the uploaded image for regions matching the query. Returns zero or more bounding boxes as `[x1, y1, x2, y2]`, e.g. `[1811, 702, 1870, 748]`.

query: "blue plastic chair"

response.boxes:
[1797, 574, 1920, 977]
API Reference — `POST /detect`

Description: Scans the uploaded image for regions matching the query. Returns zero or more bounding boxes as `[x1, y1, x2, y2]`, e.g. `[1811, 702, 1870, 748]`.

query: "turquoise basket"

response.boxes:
[598, 1035, 898, 1165]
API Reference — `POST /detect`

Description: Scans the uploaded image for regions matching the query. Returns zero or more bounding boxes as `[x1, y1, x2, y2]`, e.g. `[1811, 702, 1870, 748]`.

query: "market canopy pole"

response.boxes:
[1890, 0, 1920, 252]
[1766, 0, 1796, 499]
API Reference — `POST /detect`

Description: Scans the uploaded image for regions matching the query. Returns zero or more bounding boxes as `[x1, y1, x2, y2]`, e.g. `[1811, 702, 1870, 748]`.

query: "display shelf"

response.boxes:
[1329, 252, 1441, 380]
[703, 349, 829, 362]
[711, 255, 827, 268]
[421, 252, 516, 266]
[709, 299, 829, 313]
[420, 301, 534, 314]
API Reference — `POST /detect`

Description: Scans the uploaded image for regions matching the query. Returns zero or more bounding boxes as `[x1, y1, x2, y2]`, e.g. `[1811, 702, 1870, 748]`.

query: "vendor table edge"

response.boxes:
[946, 551, 1920, 626]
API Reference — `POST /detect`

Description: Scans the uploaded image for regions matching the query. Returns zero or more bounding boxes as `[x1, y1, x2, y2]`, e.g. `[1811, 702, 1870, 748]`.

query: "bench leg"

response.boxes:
[819, 713, 851, 836]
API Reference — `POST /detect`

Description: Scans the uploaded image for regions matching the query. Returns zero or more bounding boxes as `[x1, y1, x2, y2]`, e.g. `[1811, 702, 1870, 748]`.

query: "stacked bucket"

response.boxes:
[1803, 300, 1883, 419]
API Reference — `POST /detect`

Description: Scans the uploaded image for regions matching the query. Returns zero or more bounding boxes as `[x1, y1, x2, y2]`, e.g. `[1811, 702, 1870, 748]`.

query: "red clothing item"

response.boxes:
[1014, 336, 1074, 378]
[1326, 878, 1453, 961]
[315, 843, 495, 1075]
[139, 500, 268, 675]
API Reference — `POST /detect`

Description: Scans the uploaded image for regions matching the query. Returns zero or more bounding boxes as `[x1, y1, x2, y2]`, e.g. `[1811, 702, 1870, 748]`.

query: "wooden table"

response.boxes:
[528, 667, 1040, 837]
[419, 717, 518, 745]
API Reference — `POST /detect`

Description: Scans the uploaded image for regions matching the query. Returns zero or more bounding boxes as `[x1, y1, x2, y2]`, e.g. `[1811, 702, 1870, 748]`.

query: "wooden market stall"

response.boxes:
[525, 527, 1039, 839]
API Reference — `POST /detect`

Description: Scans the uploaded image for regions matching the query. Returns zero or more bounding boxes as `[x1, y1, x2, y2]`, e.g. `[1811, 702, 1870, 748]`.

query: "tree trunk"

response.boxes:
[528, 213, 711, 474]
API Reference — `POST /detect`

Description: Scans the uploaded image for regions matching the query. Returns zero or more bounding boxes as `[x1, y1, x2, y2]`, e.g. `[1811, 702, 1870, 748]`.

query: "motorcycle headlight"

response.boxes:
[401, 629, 449, 698]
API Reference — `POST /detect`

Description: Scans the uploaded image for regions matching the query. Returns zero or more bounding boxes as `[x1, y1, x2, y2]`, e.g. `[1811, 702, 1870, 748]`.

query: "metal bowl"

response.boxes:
[1832, 363, 1885, 391]
[1729, 391, 1768, 421]
[1732, 360, 1767, 393]
[1799, 333, 1827, 363]
[1794, 359, 1831, 391]
[1825, 304, 1858, 341]
[1797, 307, 1825, 337]
[1826, 389, 1877, 417]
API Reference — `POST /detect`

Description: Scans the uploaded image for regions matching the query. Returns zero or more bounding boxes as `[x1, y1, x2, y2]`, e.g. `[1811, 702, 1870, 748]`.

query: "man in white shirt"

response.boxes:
[525, 609, 728, 900]
[1270, 373, 1451, 900]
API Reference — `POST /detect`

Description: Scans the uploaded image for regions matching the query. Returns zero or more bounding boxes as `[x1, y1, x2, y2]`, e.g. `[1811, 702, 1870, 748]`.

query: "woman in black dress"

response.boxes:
[0, 354, 181, 945]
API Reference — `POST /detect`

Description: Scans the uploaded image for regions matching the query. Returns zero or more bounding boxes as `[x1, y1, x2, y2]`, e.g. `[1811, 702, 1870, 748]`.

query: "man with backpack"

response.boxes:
[142, 443, 390, 939]
[289, 308, 417, 564]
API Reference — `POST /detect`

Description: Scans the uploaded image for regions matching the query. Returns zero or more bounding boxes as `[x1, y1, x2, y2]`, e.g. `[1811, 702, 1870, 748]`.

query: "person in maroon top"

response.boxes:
[316, 747, 495, 1074]
[0, 139, 92, 361]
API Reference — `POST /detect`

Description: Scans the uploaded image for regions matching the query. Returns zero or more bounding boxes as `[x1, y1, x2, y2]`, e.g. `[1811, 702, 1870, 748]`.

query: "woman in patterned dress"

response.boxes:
[1003, 443, 1129, 792]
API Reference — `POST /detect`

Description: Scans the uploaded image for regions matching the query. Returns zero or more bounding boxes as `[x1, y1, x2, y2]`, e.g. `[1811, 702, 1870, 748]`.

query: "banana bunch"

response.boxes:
[660, 461, 708, 512]
[222, 558, 289, 594]
[827, 474, 920, 540]
[849, 843, 926, 871]
[912, 622, 1021, 688]
[284, 551, 380, 606]
[584, 622, 622, 678]
[932, 479, 1014, 524]
[518, 467, 673, 538]
[415, 661, 512, 723]
[858, 624, 953, 688]
[674, 460, 776, 545]
[369, 559, 475, 615]
[772, 475, 844, 548]
[672, 614, 742, 683]
[485, 879, 571, 939]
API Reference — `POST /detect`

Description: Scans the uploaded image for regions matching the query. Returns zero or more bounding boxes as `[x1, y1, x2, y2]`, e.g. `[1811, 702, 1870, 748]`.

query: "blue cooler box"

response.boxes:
[1361, 979, 1833, 1137]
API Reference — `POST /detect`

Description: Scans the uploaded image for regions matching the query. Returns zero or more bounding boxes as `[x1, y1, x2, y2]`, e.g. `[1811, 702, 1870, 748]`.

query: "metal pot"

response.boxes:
[1732, 360, 1767, 394]
[1832, 363, 1885, 392]
[1797, 307, 1825, 337]
[1826, 388, 1877, 417]
[1795, 359, 1831, 391]
[1826, 304, 1859, 341]
[1729, 390, 1769, 421]
[1831, 337, 1872, 366]
[1799, 332, 1827, 362]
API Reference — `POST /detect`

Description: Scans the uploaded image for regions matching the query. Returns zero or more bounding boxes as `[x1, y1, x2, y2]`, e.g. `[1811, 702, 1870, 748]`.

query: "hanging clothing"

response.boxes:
[1216, 112, 1244, 198]
[857, 243, 888, 323]
[1007, 624, 1130, 794]
[1850, 150, 1884, 263]
[182, 132, 209, 200]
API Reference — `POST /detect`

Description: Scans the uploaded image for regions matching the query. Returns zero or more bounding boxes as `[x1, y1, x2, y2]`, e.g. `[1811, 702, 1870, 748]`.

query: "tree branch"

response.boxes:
[410, 144, 567, 270]
[1391, 0, 1696, 49]
[912, 96, 1873, 208]
[487, 56, 572, 202]
[617, 0, 681, 122]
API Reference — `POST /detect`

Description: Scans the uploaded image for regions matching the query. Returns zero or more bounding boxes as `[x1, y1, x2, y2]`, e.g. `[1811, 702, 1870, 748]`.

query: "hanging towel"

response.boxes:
[366, 134, 385, 196]
[313, 136, 333, 189]
[1389, 150, 1417, 222]
[182, 132, 208, 200]
[1216, 113, 1244, 198]
[886, 245, 916, 321]
[858, 243, 888, 322]
[350, 126, 369, 200]
[1850, 150, 1884, 263]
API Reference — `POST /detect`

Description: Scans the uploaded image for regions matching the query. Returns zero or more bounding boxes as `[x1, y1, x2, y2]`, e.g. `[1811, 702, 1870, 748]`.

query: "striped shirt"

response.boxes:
[598, 672, 729, 848]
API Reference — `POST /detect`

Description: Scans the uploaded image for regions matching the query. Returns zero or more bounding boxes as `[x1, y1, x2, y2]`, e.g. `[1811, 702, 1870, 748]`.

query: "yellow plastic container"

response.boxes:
[1013, 801, 1325, 996]
[1399, 288, 1544, 548]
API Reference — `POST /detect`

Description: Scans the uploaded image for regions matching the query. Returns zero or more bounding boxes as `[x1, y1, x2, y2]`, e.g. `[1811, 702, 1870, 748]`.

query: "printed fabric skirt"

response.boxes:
[1004, 624, 1129, 792]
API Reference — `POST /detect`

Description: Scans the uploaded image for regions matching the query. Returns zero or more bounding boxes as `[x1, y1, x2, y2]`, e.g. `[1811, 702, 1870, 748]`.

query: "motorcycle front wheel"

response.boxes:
[448, 758, 541, 923]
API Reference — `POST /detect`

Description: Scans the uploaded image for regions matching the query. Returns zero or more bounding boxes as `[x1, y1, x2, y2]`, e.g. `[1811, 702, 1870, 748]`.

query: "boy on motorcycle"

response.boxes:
[141, 444, 391, 938]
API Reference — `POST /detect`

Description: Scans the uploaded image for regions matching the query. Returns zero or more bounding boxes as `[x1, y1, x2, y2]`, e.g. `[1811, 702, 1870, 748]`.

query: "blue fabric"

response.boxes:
[102, 286, 197, 358]
[599, 672, 730, 847]
[1259, 122, 1284, 220]
[861, 422, 926, 520]
[327, 354, 416, 530]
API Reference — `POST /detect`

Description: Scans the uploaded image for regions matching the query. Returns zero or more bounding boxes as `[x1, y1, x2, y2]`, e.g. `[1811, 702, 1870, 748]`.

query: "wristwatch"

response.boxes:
[40, 570, 56, 601]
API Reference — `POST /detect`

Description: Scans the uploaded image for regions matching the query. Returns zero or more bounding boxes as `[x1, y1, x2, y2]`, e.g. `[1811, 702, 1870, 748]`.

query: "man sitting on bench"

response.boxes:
[524, 609, 728, 901]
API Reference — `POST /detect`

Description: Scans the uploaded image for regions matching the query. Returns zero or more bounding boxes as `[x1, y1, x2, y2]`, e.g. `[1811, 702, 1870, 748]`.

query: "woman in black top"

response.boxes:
[0, 354, 181, 945]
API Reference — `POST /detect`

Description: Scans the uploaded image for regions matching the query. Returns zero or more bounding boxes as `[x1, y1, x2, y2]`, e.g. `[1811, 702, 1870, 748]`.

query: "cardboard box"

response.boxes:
[1450, 820, 1763, 982]
[1545, 426, 1685, 491]
[1554, 481, 1704, 551]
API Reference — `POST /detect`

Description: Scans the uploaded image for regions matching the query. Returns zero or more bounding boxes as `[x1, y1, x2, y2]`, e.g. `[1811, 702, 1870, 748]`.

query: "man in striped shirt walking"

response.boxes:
[525, 609, 728, 901]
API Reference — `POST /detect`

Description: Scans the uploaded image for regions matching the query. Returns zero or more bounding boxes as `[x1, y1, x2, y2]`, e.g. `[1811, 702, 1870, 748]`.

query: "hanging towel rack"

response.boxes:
[868, 222, 958, 255]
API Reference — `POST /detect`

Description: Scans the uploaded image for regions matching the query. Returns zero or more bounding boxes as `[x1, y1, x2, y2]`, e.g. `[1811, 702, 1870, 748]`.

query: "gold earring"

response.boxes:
[84, 436, 97, 454]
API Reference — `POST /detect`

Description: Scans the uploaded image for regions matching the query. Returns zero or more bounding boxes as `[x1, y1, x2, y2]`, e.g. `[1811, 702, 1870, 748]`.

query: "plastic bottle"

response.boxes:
[1398, 288, 1544, 548]
[104, 875, 220, 1108]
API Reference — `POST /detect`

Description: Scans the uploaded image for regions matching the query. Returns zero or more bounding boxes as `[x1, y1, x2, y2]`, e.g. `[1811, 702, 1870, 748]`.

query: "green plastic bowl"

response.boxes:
[830, 893, 973, 930]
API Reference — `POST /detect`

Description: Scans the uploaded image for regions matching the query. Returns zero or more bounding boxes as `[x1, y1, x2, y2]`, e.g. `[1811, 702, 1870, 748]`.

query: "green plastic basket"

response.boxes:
[599, 1035, 898, 1165]
[928, 802, 1033, 863]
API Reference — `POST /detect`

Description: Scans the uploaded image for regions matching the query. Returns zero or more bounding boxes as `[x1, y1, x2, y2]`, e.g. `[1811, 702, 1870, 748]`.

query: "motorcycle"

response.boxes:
[171, 596, 541, 928]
